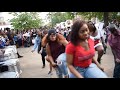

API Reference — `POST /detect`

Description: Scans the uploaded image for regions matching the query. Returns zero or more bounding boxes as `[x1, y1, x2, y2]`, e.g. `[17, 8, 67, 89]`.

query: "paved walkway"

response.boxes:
[18, 45, 114, 78]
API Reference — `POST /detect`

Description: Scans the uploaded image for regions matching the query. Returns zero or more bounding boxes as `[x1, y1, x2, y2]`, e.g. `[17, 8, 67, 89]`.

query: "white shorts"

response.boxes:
[94, 43, 103, 48]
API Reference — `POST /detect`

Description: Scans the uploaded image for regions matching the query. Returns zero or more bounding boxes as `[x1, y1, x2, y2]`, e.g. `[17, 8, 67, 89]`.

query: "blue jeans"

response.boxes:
[113, 62, 120, 78]
[55, 53, 68, 78]
[69, 63, 108, 78]
[111, 49, 120, 78]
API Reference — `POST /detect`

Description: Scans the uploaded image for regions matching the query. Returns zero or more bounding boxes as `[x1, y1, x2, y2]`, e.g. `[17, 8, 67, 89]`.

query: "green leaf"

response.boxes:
[9, 12, 43, 30]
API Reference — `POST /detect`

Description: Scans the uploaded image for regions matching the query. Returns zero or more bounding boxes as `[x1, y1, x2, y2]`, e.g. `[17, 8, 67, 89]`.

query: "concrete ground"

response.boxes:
[18, 45, 114, 78]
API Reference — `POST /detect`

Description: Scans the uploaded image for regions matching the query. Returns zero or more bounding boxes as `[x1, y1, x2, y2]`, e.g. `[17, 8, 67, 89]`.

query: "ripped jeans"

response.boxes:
[55, 53, 68, 78]
[69, 63, 108, 78]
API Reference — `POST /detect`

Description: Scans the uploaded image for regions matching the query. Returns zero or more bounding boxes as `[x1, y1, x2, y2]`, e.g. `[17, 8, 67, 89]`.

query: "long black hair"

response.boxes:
[87, 21, 96, 33]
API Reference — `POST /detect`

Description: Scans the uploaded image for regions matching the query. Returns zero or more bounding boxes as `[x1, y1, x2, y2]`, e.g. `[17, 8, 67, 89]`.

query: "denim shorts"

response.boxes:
[69, 63, 108, 78]
[55, 53, 68, 78]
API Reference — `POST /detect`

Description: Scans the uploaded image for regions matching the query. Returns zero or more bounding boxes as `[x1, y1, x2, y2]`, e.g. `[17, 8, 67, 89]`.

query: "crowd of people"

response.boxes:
[0, 28, 24, 58]
[0, 27, 49, 48]
[0, 18, 120, 78]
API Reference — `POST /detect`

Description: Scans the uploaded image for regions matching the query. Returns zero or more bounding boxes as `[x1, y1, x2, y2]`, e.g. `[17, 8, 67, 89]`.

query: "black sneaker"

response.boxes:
[48, 71, 52, 75]
[42, 65, 45, 68]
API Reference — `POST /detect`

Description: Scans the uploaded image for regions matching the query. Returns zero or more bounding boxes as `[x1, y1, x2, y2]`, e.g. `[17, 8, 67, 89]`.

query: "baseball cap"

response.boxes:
[48, 29, 56, 36]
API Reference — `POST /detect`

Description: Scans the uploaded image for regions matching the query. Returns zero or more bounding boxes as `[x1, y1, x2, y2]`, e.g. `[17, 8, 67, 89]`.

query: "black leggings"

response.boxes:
[41, 49, 47, 66]
[105, 35, 108, 44]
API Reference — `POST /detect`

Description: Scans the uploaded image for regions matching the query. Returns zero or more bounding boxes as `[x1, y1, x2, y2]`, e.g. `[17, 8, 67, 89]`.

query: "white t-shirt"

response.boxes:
[95, 23, 99, 30]
[91, 29, 103, 40]
[56, 29, 59, 32]
[98, 22, 104, 30]
[23, 32, 30, 37]
[90, 29, 103, 48]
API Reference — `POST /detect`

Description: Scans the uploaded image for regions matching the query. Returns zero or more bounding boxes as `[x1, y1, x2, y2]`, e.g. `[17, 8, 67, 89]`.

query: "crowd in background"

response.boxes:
[0, 27, 48, 48]
[0, 25, 72, 49]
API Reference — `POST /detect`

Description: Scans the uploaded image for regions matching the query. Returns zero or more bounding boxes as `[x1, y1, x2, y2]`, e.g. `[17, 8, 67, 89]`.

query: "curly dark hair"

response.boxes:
[87, 21, 96, 33]
[70, 20, 87, 46]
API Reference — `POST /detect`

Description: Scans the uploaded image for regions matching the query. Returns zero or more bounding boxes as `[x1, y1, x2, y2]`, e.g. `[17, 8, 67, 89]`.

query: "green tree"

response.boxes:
[47, 12, 120, 28]
[103, 12, 109, 26]
[78, 12, 120, 24]
[77, 12, 110, 26]
[47, 12, 72, 28]
[9, 12, 43, 30]
[77, 12, 104, 20]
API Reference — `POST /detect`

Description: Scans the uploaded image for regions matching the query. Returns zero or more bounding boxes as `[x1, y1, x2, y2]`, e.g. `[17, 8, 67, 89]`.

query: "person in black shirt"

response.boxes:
[31, 29, 37, 39]
[38, 30, 48, 68]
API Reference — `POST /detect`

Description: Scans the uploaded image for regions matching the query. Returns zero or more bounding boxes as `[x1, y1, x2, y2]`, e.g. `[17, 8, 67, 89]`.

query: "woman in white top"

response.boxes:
[88, 21, 106, 64]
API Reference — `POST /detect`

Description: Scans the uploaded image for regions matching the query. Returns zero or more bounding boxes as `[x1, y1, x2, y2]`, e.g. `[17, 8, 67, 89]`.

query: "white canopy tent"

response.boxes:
[0, 25, 14, 30]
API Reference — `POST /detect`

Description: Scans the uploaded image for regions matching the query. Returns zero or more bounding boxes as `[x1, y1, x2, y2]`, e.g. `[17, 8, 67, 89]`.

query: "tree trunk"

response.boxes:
[104, 12, 109, 27]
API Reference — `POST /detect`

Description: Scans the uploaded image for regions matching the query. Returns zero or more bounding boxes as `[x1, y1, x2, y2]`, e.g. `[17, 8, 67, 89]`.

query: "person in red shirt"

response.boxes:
[66, 20, 107, 78]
